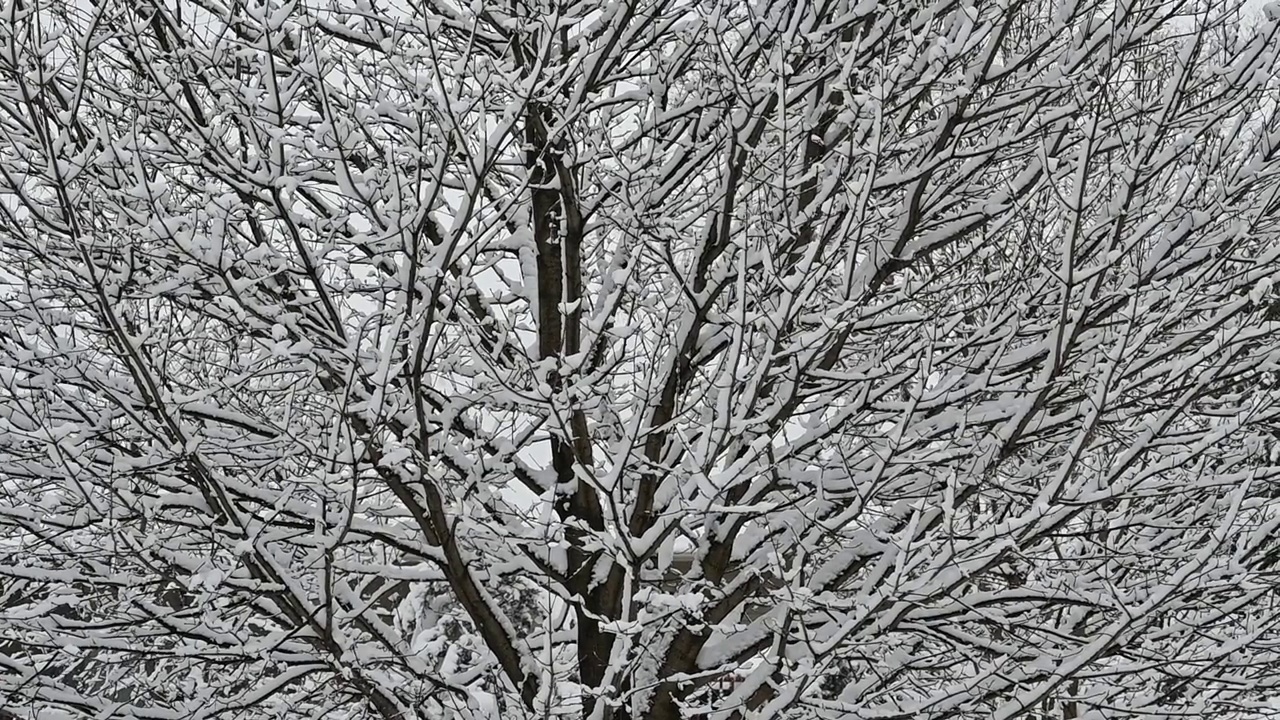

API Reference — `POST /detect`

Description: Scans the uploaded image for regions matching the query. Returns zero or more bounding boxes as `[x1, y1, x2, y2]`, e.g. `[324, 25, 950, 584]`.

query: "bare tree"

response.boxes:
[3, 0, 1280, 718]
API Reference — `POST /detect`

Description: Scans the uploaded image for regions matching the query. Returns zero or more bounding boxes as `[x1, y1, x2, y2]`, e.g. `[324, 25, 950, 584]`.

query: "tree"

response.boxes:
[3, 0, 1280, 717]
